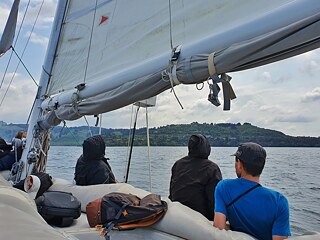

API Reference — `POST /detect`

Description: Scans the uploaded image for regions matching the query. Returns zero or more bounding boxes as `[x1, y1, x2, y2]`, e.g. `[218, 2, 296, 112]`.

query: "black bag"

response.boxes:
[36, 191, 81, 227]
[86, 192, 167, 231]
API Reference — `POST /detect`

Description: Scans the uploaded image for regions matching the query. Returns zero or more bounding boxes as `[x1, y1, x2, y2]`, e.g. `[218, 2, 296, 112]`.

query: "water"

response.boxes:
[46, 146, 320, 235]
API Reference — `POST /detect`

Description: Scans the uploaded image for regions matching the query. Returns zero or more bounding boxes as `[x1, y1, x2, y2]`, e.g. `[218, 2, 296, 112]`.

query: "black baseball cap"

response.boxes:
[232, 142, 266, 164]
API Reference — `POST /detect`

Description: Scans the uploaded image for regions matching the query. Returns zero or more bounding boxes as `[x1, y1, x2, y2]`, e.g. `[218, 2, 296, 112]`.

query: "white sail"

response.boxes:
[0, 0, 20, 56]
[47, 0, 293, 95]
[40, 0, 320, 120]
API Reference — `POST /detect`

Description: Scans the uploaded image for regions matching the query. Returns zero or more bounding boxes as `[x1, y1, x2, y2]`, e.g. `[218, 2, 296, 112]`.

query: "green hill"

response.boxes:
[0, 121, 319, 147]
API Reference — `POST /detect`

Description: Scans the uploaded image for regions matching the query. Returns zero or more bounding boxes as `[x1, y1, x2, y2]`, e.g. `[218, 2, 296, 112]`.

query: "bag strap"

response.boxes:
[116, 209, 166, 230]
[226, 183, 261, 208]
[102, 202, 129, 239]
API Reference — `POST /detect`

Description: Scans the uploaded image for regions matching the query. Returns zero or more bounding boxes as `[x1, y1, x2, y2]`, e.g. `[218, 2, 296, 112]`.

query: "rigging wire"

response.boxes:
[25, 97, 36, 128]
[168, 0, 173, 49]
[0, 51, 14, 90]
[63, 124, 83, 147]
[123, 105, 135, 182]
[0, 0, 44, 107]
[83, 116, 93, 137]
[12, 47, 38, 86]
[125, 105, 140, 183]
[145, 106, 152, 192]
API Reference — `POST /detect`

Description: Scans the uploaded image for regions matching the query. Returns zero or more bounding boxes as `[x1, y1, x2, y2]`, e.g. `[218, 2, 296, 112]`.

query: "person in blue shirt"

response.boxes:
[213, 142, 291, 240]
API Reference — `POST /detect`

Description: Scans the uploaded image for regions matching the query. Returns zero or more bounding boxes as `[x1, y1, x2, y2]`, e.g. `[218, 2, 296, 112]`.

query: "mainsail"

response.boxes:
[18, 0, 320, 178]
[39, 0, 320, 121]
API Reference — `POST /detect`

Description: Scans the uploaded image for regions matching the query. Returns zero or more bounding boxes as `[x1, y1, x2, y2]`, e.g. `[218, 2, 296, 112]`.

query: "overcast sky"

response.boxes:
[0, 0, 319, 137]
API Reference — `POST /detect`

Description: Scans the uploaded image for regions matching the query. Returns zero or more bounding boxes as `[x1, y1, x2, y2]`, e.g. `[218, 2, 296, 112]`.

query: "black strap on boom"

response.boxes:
[227, 183, 261, 208]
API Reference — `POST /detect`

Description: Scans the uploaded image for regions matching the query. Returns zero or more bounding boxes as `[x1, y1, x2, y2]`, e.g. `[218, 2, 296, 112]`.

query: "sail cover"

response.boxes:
[43, 0, 320, 121]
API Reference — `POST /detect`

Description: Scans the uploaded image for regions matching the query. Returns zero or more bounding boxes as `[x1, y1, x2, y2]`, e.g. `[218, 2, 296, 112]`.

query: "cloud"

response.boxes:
[25, 31, 48, 47]
[301, 87, 320, 102]
[0, 73, 37, 124]
[259, 71, 271, 82]
[0, 0, 56, 48]
[258, 104, 287, 114]
[297, 50, 320, 78]
[273, 115, 313, 123]
[20, 0, 57, 27]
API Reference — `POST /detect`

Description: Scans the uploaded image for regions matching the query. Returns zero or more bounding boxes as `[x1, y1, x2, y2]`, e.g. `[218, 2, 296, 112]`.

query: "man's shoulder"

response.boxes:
[261, 186, 289, 203]
[217, 178, 237, 188]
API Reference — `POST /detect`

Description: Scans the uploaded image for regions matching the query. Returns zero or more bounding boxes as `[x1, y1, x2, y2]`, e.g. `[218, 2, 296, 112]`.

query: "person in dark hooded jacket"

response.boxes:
[0, 137, 15, 171]
[169, 134, 222, 221]
[74, 135, 116, 185]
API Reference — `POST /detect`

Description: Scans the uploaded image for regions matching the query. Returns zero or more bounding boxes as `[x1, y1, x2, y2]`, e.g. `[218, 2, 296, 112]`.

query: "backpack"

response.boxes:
[36, 191, 81, 227]
[86, 192, 167, 232]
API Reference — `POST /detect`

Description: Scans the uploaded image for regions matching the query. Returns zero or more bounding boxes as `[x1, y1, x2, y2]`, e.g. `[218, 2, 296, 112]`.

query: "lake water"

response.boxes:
[46, 146, 320, 236]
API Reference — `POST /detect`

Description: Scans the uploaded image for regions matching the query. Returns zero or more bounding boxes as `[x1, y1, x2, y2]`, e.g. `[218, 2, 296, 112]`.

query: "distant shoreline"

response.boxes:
[49, 144, 319, 148]
[2, 121, 319, 147]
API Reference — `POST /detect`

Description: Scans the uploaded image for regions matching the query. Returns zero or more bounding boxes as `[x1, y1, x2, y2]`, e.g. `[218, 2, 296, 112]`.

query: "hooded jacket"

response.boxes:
[169, 134, 222, 220]
[0, 137, 12, 158]
[74, 135, 116, 185]
[0, 137, 17, 171]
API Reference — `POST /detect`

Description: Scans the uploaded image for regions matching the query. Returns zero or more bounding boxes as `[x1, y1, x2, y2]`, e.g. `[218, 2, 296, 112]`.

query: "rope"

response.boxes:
[83, 0, 98, 83]
[163, 1, 184, 110]
[161, 49, 184, 109]
[99, 113, 102, 135]
[37, 130, 50, 173]
[168, 70, 184, 109]
[145, 107, 152, 192]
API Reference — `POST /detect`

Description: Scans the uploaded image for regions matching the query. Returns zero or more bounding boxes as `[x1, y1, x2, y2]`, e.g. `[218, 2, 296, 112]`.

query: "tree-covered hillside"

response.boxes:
[0, 121, 319, 147]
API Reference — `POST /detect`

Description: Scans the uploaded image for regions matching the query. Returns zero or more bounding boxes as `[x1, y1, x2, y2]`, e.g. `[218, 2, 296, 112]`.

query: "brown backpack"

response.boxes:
[86, 192, 167, 232]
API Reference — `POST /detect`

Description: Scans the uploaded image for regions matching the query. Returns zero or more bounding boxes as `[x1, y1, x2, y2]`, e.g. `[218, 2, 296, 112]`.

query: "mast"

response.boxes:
[17, 0, 68, 180]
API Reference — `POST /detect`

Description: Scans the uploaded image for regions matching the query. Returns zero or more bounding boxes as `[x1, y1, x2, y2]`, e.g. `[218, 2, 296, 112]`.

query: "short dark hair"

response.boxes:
[238, 157, 265, 176]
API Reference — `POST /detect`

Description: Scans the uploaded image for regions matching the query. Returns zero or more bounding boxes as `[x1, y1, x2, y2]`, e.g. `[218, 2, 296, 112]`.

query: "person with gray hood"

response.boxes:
[169, 134, 222, 221]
